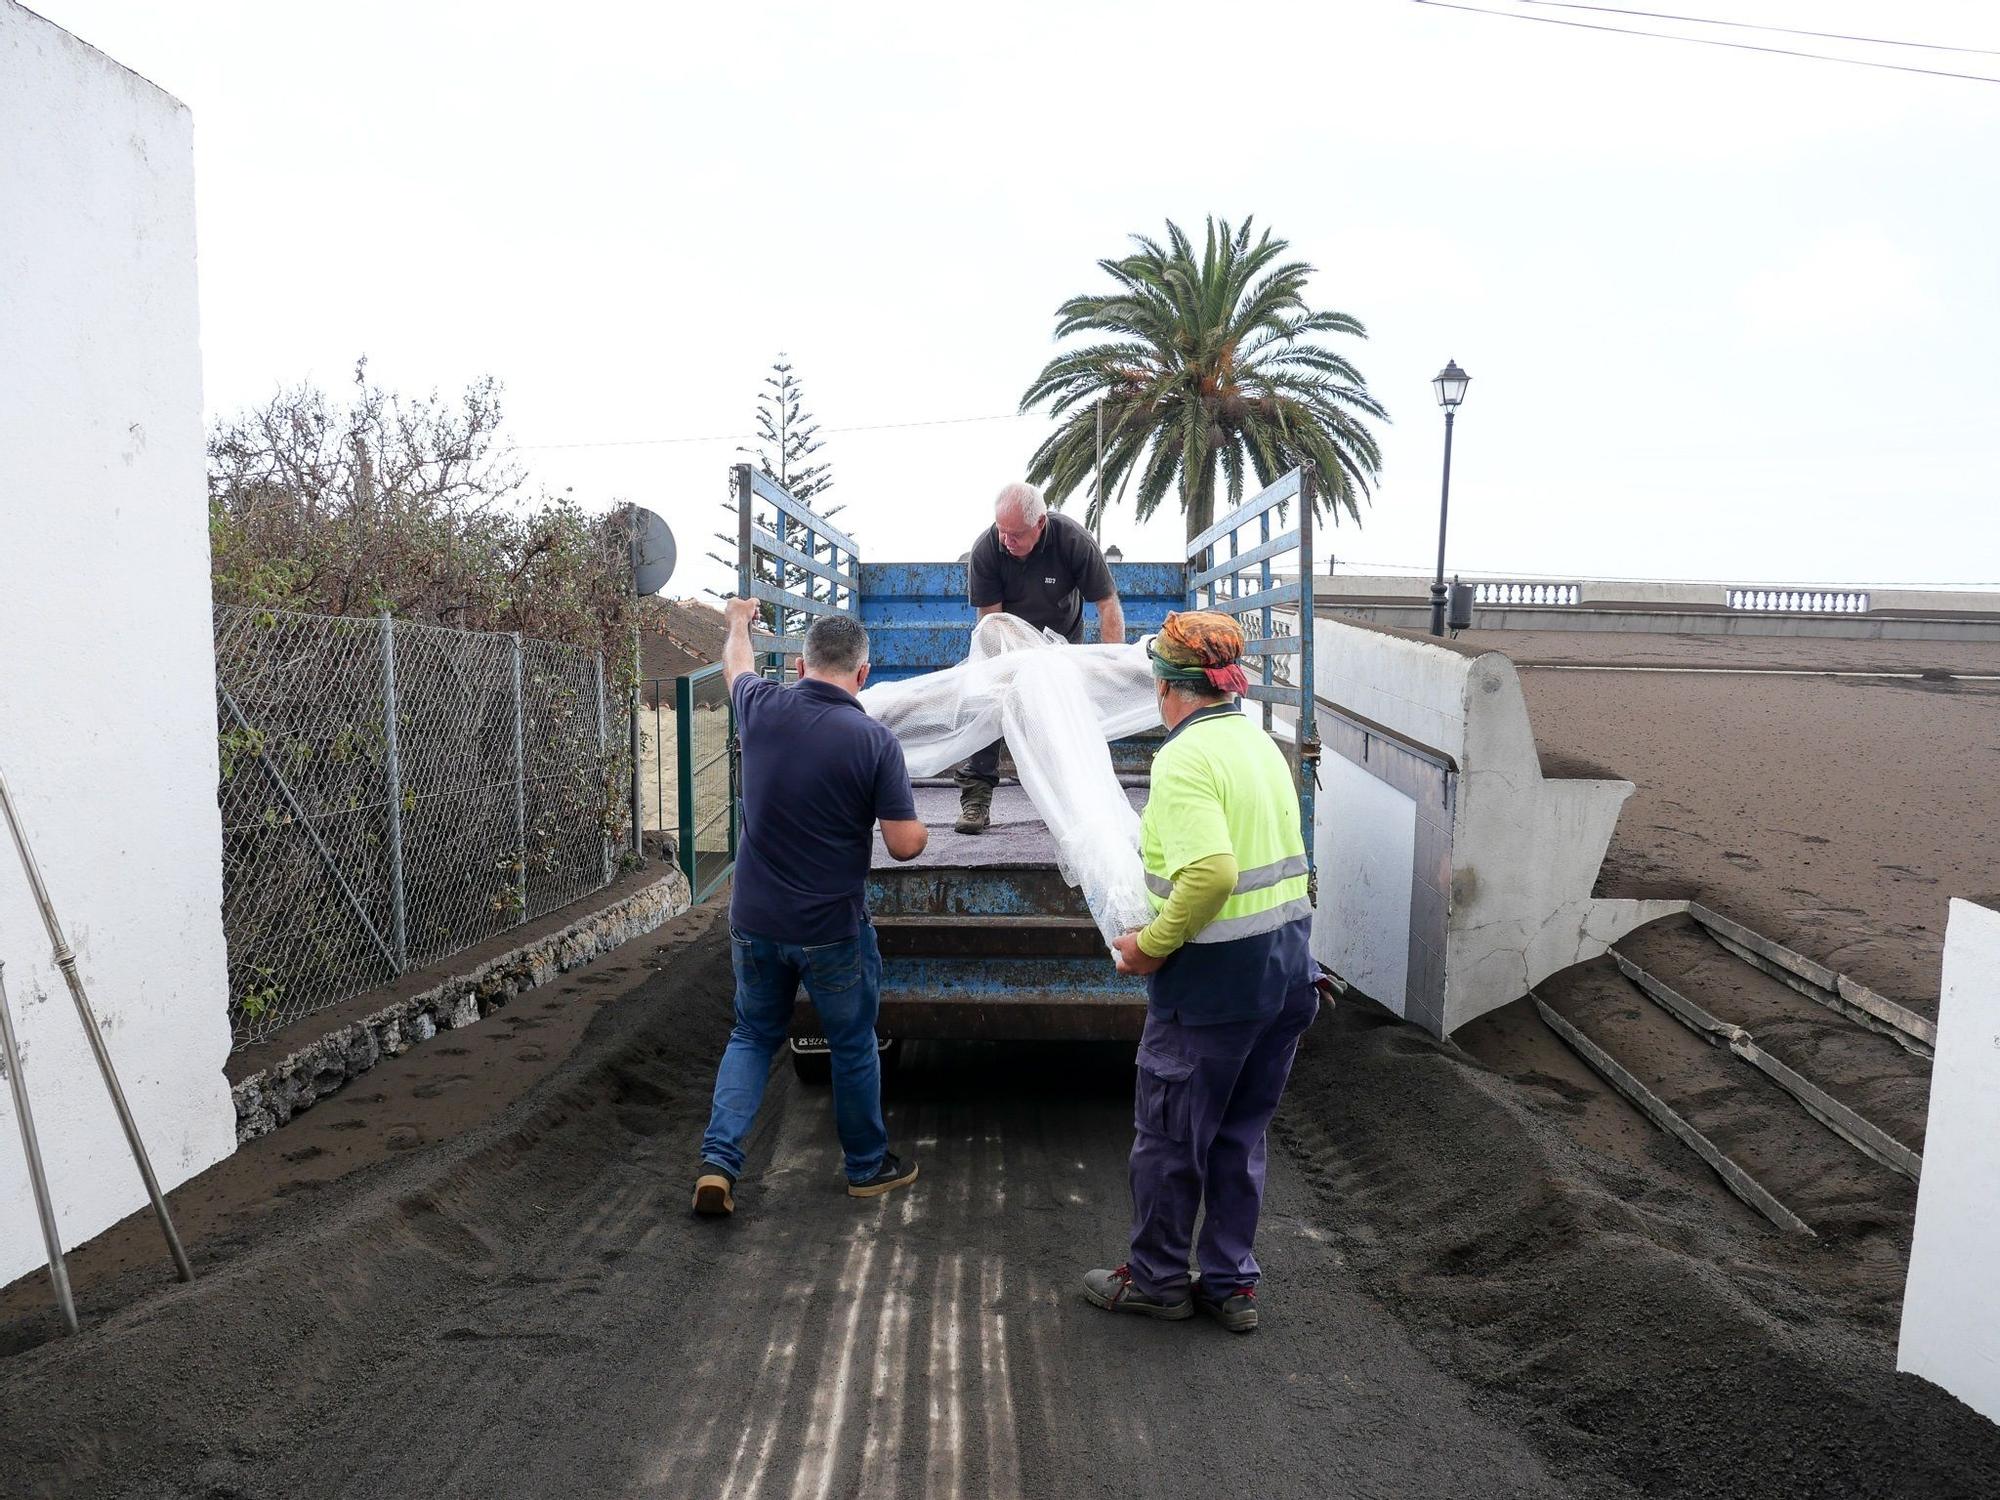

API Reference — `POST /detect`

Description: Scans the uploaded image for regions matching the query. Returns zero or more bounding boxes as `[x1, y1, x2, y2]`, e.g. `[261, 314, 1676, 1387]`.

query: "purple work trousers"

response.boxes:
[1127, 981, 1320, 1300]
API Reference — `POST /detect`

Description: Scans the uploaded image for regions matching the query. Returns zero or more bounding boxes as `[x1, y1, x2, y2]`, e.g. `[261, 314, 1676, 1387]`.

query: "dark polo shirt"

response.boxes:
[967, 511, 1115, 642]
[729, 674, 917, 946]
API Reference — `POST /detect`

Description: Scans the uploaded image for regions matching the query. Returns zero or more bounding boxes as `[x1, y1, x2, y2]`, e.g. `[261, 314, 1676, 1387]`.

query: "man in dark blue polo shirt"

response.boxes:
[693, 599, 929, 1216]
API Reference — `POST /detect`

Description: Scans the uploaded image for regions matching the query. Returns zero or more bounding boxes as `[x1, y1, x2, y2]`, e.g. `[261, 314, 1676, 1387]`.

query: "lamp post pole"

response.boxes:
[1429, 409, 1457, 637]
[1428, 359, 1470, 637]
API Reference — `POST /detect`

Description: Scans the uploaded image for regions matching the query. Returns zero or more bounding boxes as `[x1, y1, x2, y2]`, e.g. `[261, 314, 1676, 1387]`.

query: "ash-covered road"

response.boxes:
[0, 928, 1570, 1500]
[10, 921, 2000, 1500]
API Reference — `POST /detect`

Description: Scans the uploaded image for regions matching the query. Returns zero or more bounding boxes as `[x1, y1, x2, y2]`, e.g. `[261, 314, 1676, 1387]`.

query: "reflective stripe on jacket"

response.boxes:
[1140, 707, 1309, 944]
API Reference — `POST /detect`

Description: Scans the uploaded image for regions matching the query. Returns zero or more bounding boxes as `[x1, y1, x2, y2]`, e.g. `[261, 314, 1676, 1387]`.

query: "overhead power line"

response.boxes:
[1408, 0, 2000, 83]
[521, 410, 1030, 452]
[1520, 0, 2000, 56]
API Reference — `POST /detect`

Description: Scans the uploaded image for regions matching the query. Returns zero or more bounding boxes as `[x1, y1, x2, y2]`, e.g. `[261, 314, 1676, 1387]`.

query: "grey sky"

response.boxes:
[37, 0, 2000, 598]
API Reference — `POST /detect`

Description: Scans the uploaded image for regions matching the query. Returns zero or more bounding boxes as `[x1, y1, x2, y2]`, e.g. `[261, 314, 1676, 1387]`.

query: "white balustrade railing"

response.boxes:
[1471, 581, 1582, 607]
[1724, 589, 1870, 614]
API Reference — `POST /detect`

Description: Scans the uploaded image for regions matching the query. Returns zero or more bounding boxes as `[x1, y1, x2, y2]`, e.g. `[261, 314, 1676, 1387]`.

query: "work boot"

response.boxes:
[954, 781, 992, 835]
[848, 1152, 920, 1199]
[691, 1163, 735, 1217]
[1082, 1265, 1193, 1321]
[1197, 1284, 1259, 1334]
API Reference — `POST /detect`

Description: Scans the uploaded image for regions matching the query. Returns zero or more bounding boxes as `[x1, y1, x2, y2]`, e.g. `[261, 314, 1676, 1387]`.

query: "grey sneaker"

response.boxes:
[1082, 1265, 1193, 1321]
[848, 1153, 920, 1199]
[954, 784, 992, 835]
[1197, 1285, 1259, 1333]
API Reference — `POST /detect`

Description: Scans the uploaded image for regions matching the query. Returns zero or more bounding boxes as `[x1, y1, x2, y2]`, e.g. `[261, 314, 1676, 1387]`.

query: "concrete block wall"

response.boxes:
[0, 5, 236, 1285]
[1311, 618, 1684, 1035]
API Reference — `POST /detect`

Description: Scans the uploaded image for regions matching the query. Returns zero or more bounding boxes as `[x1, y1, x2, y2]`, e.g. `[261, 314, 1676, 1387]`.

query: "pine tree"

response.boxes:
[753, 357, 834, 505]
[706, 356, 845, 605]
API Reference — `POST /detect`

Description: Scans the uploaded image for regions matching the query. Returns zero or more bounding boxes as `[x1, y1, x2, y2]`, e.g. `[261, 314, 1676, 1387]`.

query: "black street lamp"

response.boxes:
[1429, 359, 1470, 636]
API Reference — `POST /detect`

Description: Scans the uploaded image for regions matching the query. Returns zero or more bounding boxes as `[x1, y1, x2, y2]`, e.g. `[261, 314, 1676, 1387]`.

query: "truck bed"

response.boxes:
[870, 784, 1147, 870]
[792, 783, 1152, 1045]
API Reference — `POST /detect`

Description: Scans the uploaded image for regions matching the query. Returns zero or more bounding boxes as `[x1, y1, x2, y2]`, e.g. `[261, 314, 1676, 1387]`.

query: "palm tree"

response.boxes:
[1020, 217, 1388, 543]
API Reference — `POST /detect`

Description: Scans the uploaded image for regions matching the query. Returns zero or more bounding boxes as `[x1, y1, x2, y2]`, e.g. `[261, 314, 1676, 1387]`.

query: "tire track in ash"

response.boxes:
[7, 920, 1576, 1500]
[289, 1035, 1572, 1498]
[546, 1039, 1576, 1500]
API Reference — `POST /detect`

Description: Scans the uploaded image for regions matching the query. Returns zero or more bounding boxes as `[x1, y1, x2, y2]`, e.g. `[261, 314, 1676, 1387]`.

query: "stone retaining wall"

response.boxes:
[231, 869, 692, 1143]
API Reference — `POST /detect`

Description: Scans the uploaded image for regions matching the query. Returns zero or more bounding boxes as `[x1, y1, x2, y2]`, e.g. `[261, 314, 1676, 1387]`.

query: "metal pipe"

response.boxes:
[1430, 408, 1456, 637]
[1297, 468, 1320, 905]
[0, 767, 195, 1283]
[1094, 396, 1105, 540]
[0, 961, 78, 1333]
[379, 611, 408, 971]
[594, 654, 612, 885]
[628, 501, 644, 858]
[512, 631, 528, 920]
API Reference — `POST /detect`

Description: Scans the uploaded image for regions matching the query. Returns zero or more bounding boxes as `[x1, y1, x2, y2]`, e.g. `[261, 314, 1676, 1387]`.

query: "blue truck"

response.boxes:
[728, 463, 1319, 1078]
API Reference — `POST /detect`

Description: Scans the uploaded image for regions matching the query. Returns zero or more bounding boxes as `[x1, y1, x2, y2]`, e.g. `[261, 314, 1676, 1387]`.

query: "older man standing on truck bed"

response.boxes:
[1085, 611, 1319, 1334]
[693, 599, 929, 1217]
[955, 480, 1124, 834]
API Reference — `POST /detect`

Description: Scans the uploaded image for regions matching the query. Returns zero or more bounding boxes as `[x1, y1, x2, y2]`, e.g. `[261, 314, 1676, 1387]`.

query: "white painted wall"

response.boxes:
[1313, 622, 1472, 765]
[1898, 899, 2000, 1426]
[1311, 619, 1684, 1034]
[1312, 760, 1415, 1013]
[0, 3, 235, 1286]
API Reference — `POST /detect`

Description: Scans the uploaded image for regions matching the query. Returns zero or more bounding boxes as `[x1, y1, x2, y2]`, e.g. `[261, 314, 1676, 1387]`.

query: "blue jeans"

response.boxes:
[700, 924, 889, 1184]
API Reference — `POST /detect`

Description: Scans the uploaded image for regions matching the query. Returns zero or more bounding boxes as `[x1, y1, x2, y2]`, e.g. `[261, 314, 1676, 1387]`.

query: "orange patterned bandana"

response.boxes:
[1149, 610, 1250, 696]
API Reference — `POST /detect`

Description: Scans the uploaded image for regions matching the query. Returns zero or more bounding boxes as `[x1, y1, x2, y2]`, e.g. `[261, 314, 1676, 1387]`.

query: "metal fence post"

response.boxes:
[675, 671, 695, 890]
[627, 505, 644, 863]
[380, 611, 408, 972]
[1298, 469, 1319, 907]
[652, 685, 664, 851]
[595, 653, 612, 886]
[512, 631, 528, 923]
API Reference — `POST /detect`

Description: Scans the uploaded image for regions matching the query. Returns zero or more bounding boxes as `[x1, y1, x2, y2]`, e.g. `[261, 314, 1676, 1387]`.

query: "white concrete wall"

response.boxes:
[0, 3, 235, 1286]
[1898, 899, 2000, 1425]
[1313, 622, 1472, 764]
[1311, 619, 1684, 1034]
[1445, 649, 1683, 1031]
[1312, 760, 1414, 1012]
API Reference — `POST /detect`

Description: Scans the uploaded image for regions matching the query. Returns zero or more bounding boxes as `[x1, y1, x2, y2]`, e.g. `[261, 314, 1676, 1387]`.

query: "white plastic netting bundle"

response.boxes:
[860, 614, 1160, 946]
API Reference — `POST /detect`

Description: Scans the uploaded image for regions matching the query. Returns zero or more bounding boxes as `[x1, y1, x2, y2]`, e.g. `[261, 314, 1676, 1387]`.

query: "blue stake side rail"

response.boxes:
[734, 462, 860, 673]
[1184, 467, 1317, 899]
[730, 468, 1319, 1054]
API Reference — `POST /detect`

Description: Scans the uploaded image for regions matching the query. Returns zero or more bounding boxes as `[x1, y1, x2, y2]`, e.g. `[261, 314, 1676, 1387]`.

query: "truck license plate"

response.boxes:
[790, 1036, 891, 1055]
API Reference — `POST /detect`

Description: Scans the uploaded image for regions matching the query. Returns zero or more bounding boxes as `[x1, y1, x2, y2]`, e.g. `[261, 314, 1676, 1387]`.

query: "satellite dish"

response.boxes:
[630, 505, 678, 596]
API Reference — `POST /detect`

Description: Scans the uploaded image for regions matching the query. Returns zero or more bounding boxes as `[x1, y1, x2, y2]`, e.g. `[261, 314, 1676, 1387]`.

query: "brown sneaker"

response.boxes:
[692, 1164, 735, 1216]
[954, 784, 992, 835]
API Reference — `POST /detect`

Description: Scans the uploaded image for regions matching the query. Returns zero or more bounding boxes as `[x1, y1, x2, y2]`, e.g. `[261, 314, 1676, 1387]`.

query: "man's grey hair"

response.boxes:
[1162, 677, 1229, 705]
[994, 481, 1047, 526]
[803, 613, 869, 675]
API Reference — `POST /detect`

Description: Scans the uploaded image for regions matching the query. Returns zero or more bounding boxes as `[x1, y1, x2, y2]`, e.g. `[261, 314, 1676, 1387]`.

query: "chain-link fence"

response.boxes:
[214, 607, 627, 1047]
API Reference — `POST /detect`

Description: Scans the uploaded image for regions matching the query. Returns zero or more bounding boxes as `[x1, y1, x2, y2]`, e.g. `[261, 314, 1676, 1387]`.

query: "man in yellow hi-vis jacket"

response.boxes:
[1084, 611, 1320, 1335]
